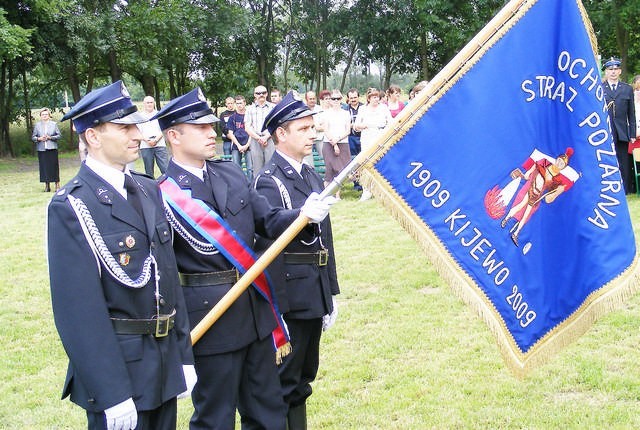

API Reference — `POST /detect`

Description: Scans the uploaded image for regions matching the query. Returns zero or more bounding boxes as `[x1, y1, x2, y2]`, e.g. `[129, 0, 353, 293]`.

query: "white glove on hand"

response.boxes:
[301, 192, 337, 223]
[104, 398, 137, 430]
[178, 364, 197, 400]
[322, 296, 338, 331]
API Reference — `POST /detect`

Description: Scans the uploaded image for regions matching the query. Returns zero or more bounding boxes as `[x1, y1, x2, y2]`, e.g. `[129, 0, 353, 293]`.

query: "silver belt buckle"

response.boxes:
[154, 314, 171, 337]
[318, 249, 329, 266]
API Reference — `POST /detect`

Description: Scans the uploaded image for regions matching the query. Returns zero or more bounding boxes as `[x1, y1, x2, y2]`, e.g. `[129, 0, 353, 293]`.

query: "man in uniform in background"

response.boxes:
[602, 57, 638, 194]
[254, 91, 340, 430]
[48, 81, 195, 430]
[153, 88, 333, 429]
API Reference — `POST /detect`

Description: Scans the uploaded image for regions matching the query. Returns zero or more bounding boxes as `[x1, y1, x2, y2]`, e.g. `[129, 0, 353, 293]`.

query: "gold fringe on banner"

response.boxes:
[360, 168, 640, 377]
[355, 0, 640, 377]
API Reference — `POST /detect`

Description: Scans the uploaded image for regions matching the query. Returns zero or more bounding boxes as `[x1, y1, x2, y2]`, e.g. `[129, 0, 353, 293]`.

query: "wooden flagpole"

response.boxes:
[190, 0, 532, 345]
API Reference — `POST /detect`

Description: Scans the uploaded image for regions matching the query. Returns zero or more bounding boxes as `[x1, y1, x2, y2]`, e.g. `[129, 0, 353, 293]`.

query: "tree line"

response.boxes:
[0, 0, 637, 157]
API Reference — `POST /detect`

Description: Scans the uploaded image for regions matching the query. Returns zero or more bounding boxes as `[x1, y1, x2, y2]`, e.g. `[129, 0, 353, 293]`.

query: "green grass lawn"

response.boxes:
[2, 153, 640, 429]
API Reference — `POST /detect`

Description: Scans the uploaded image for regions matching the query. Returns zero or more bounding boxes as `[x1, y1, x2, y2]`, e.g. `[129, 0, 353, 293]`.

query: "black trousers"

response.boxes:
[190, 336, 287, 430]
[86, 397, 177, 430]
[615, 140, 635, 194]
[278, 318, 323, 409]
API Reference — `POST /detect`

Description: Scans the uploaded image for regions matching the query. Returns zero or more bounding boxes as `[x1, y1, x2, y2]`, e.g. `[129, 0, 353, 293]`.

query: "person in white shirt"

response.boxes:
[137, 96, 169, 178]
[244, 85, 276, 177]
[354, 88, 392, 200]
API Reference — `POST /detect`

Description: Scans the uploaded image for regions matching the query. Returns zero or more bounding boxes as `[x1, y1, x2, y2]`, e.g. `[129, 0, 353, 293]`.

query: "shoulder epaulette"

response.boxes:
[260, 162, 277, 176]
[131, 170, 154, 180]
[51, 177, 82, 202]
[211, 158, 231, 164]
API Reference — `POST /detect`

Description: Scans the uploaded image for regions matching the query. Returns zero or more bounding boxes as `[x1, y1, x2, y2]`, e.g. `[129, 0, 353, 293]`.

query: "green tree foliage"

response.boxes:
[192, 0, 255, 105]
[3, 0, 640, 157]
[584, 0, 640, 79]
[116, 0, 201, 100]
[0, 5, 33, 156]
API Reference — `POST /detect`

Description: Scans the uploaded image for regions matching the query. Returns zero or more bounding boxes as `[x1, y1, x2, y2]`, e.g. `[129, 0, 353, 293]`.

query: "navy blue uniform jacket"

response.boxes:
[254, 152, 340, 319]
[161, 159, 300, 356]
[604, 81, 636, 142]
[47, 164, 193, 413]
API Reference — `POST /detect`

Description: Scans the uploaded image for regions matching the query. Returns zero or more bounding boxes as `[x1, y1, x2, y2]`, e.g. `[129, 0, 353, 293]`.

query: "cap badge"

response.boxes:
[292, 90, 302, 101]
[120, 82, 130, 98]
[197, 88, 206, 102]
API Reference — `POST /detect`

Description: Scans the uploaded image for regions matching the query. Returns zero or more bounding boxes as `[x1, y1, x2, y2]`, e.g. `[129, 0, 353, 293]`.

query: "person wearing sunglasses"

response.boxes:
[245, 85, 276, 178]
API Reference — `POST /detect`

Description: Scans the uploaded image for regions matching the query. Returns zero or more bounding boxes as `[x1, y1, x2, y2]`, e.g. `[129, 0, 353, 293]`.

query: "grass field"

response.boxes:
[2, 153, 640, 429]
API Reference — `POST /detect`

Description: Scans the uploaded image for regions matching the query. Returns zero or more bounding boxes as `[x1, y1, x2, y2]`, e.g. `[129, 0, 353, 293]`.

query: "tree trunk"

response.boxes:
[383, 53, 392, 90]
[168, 64, 177, 99]
[419, 32, 430, 81]
[108, 48, 122, 82]
[87, 48, 96, 93]
[340, 41, 357, 93]
[282, 35, 290, 90]
[140, 74, 154, 97]
[65, 65, 82, 102]
[1, 61, 16, 158]
[153, 77, 161, 110]
[0, 60, 7, 157]
[21, 67, 32, 152]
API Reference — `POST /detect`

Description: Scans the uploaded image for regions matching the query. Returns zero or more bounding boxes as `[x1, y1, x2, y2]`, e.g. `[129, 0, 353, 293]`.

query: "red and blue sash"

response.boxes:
[160, 177, 290, 362]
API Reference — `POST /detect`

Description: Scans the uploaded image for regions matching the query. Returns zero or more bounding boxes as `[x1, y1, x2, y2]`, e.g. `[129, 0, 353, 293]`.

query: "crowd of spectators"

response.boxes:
[218, 82, 427, 200]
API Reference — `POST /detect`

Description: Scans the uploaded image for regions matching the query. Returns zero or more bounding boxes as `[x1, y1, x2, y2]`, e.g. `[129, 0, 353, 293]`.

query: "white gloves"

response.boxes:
[104, 398, 137, 430]
[322, 296, 338, 331]
[178, 364, 197, 400]
[301, 192, 337, 223]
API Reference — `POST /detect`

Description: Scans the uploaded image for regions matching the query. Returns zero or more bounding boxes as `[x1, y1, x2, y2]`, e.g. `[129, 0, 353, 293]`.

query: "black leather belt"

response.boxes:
[111, 310, 176, 338]
[179, 269, 239, 287]
[284, 249, 329, 266]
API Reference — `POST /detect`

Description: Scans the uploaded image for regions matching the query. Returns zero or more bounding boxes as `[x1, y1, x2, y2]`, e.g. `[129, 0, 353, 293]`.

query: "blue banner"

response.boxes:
[363, 0, 638, 374]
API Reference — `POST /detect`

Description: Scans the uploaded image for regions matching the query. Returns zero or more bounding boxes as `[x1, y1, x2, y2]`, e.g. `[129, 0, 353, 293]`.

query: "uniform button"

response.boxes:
[73, 180, 79, 184]
[163, 230, 169, 236]
[240, 199, 244, 204]
[203, 300, 209, 306]
[119, 242, 124, 247]
[88, 398, 95, 404]
[150, 241, 156, 249]
[159, 298, 166, 306]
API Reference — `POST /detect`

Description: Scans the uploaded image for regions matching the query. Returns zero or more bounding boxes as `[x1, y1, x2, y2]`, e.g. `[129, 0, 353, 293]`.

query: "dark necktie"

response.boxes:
[203, 169, 212, 189]
[202, 168, 219, 209]
[301, 165, 314, 190]
[612, 83, 617, 92]
[124, 174, 144, 219]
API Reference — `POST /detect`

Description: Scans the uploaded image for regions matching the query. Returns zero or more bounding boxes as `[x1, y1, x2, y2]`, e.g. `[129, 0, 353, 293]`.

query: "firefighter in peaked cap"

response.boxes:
[254, 90, 341, 430]
[154, 87, 334, 429]
[48, 80, 195, 430]
[602, 57, 639, 194]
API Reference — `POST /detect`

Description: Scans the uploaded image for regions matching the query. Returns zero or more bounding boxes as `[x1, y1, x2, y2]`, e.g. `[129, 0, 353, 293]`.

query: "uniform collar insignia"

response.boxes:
[96, 186, 114, 204]
[177, 173, 191, 187]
